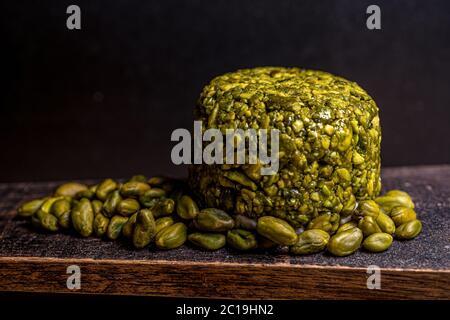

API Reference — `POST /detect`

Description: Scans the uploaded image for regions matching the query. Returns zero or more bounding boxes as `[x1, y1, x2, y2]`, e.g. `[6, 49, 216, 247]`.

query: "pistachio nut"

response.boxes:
[133, 209, 156, 248]
[307, 212, 340, 234]
[375, 212, 396, 234]
[227, 229, 258, 251]
[327, 227, 363, 256]
[336, 221, 357, 234]
[193, 208, 235, 232]
[234, 215, 257, 230]
[58, 210, 71, 229]
[51, 198, 71, 228]
[96, 179, 119, 201]
[122, 212, 137, 238]
[91, 200, 103, 216]
[355, 200, 380, 218]
[147, 176, 167, 186]
[358, 216, 382, 237]
[71, 198, 94, 237]
[155, 216, 175, 235]
[51, 198, 71, 218]
[93, 213, 110, 237]
[145, 198, 175, 218]
[107, 215, 129, 240]
[362, 233, 393, 252]
[117, 198, 140, 216]
[102, 190, 122, 217]
[40, 196, 64, 214]
[55, 182, 88, 197]
[140, 188, 167, 201]
[290, 229, 330, 255]
[18, 198, 48, 217]
[188, 232, 226, 250]
[176, 195, 199, 220]
[256, 216, 297, 245]
[34, 209, 59, 231]
[74, 188, 94, 200]
[120, 181, 151, 198]
[89, 184, 98, 193]
[156, 198, 176, 217]
[375, 189, 414, 213]
[390, 206, 417, 227]
[129, 174, 148, 183]
[155, 222, 187, 249]
[395, 220, 422, 240]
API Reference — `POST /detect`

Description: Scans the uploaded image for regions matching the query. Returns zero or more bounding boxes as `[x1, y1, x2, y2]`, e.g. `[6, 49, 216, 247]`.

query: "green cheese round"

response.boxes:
[189, 67, 381, 226]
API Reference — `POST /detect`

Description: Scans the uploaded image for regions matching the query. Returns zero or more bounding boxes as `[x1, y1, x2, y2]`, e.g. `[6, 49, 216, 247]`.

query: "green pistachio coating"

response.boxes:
[189, 67, 381, 225]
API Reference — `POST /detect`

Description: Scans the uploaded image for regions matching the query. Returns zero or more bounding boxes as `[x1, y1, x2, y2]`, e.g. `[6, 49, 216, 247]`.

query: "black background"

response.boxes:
[2, 0, 450, 182]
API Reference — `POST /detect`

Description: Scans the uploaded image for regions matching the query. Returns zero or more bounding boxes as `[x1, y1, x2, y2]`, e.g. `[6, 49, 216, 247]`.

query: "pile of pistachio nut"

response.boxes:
[17, 175, 422, 256]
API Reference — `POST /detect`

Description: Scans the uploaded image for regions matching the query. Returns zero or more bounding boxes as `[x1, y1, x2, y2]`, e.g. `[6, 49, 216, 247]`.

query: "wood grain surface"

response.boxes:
[0, 165, 449, 299]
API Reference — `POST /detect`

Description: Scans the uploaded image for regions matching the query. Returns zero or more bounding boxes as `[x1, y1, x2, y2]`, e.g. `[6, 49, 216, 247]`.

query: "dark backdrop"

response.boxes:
[2, 0, 450, 182]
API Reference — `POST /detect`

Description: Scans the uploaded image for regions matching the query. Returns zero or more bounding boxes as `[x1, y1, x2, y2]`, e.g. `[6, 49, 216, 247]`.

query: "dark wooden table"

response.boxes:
[0, 165, 449, 299]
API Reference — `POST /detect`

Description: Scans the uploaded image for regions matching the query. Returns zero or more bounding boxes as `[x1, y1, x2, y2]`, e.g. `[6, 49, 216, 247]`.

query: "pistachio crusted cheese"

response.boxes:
[189, 67, 381, 226]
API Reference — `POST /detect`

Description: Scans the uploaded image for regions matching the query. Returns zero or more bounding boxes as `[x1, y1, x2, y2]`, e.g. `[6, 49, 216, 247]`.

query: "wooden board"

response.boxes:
[0, 165, 449, 299]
